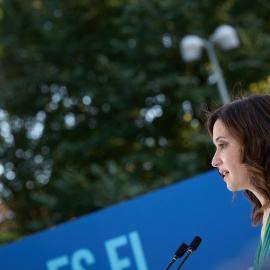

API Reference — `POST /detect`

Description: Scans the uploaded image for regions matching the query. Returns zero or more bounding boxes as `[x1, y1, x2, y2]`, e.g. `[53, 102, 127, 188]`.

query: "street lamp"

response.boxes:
[180, 25, 240, 104]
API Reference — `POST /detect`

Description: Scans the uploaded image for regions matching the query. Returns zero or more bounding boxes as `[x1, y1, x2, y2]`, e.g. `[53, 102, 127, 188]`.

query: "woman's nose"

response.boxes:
[211, 152, 222, 167]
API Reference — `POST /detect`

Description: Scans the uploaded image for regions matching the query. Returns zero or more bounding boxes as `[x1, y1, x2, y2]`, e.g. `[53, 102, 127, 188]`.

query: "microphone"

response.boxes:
[176, 236, 202, 270]
[165, 242, 188, 270]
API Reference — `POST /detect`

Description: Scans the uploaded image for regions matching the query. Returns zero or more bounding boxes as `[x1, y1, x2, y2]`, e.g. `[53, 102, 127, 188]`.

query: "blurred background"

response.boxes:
[0, 0, 269, 245]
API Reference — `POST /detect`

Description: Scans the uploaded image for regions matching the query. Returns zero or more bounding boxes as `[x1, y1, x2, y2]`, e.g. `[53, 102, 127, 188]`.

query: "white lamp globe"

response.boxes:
[180, 35, 204, 62]
[212, 25, 240, 50]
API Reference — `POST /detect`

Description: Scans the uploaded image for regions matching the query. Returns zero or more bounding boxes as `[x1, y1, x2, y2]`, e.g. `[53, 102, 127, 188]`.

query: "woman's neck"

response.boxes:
[250, 188, 265, 207]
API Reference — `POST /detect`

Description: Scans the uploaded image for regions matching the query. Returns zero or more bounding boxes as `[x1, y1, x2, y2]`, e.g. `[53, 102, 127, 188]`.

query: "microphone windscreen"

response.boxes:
[175, 242, 188, 258]
[189, 236, 202, 251]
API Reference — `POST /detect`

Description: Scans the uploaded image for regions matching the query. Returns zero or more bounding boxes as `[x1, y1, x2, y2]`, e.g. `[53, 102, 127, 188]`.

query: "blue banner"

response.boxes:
[0, 170, 260, 269]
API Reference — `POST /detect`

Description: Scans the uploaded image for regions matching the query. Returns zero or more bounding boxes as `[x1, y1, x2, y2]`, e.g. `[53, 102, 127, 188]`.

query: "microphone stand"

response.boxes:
[176, 249, 192, 270]
[166, 258, 177, 270]
[165, 242, 188, 270]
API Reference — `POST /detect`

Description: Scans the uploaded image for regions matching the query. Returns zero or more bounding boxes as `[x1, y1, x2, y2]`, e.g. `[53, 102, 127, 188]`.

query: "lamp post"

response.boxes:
[180, 25, 240, 105]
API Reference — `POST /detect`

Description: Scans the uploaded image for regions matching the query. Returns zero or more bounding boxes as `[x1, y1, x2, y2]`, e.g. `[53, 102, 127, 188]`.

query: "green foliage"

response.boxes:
[0, 0, 270, 244]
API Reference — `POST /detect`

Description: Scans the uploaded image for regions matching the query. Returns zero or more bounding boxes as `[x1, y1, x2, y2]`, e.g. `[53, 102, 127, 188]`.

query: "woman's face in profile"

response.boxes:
[211, 119, 251, 192]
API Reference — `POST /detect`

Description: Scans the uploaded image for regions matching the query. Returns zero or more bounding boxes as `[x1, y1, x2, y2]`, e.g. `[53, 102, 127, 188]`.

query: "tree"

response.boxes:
[0, 0, 269, 244]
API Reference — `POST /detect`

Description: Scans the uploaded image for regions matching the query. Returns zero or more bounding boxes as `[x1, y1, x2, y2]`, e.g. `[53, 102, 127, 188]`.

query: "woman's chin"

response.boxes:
[226, 184, 237, 192]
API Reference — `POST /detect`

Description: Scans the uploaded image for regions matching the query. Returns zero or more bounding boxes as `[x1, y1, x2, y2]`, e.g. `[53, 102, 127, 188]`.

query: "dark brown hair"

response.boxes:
[206, 94, 270, 226]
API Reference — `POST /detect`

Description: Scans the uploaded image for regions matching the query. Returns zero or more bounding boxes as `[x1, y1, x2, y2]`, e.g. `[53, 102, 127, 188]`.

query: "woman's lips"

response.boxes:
[219, 170, 229, 183]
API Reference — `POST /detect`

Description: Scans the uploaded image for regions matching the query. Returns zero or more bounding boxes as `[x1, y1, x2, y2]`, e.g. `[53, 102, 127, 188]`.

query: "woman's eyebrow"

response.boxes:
[214, 136, 227, 143]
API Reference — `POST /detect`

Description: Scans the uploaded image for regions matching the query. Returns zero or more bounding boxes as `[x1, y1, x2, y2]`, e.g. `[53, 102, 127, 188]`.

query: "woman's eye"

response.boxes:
[219, 143, 226, 150]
